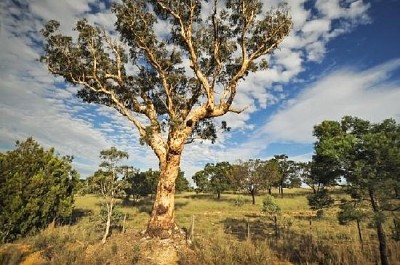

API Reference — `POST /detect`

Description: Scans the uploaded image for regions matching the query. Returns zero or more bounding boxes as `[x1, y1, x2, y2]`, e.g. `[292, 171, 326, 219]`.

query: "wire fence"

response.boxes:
[177, 212, 385, 248]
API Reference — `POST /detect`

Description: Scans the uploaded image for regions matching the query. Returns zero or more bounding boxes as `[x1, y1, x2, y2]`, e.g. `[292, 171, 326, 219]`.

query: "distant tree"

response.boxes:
[230, 161, 247, 193]
[306, 188, 334, 218]
[192, 169, 209, 193]
[313, 116, 400, 265]
[274, 154, 296, 197]
[120, 166, 140, 201]
[238, 159, 280, 205]
[287, 162, 302, 188]
[127, 169, 160, 199]
[41, 0, 291, 237]
[175, 169, 191, 193]
[0, 138, 79, 242]
[198, 162, 232, 199]
[243, 159, 262, 204]
[87, 147, 129, 243]
[263, 159, 282, 195]
[300, 161, 319, 193]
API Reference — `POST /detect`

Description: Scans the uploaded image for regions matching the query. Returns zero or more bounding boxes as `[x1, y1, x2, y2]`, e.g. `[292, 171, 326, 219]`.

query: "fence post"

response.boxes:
[190, 215, 195, 241]
[247, 219, 250, 240]
[122, 213, 127, 233]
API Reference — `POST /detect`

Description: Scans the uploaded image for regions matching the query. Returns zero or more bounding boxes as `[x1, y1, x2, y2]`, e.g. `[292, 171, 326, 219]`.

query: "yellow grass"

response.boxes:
[3, 189, 397, 264]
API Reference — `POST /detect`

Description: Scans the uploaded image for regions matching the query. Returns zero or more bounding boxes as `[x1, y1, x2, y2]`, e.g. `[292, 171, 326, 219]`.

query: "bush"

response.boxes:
[0, 138, 79, 242]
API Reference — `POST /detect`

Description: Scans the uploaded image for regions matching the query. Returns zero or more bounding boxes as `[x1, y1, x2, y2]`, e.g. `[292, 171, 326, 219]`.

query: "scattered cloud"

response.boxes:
[1, 0, 396, 181]
[259, 59, 400, 143]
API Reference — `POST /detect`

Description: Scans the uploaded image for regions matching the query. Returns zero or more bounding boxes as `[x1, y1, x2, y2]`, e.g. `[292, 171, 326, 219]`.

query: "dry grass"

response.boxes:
[1, 189, 399, 265]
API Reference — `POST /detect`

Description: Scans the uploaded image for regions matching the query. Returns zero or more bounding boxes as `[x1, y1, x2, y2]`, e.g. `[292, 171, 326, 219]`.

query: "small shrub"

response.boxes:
[234, 196, 245, 207]
[316, 209, 324, 219]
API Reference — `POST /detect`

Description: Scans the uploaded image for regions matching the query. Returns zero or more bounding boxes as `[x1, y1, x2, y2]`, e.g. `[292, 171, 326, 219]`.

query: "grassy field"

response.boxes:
[1, 188, 399, 264]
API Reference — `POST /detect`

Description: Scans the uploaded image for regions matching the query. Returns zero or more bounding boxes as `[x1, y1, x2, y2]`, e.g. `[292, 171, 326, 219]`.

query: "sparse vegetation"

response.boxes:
[1, 189, 399, 264]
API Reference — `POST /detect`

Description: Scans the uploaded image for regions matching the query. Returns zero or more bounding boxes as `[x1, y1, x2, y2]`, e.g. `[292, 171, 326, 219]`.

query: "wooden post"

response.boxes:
[122, 213, 127, 233]
[190, 215, 195, 241]
[247, 219, 250, 240]
[274, 215, 278, 238]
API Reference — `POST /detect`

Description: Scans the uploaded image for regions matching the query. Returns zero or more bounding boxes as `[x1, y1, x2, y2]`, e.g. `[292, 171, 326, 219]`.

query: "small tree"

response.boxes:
[306, 188, 334, 218]
[208, 162, 233, 199]
[262, 195, 281, 237]
[338, 201, 367, 247]
[236, 159, 280, 205]
[274, 154, 296, 197]
[40, 0, 291, 237]
[0, 138, 79, 242]
[87, 147, 129, 243]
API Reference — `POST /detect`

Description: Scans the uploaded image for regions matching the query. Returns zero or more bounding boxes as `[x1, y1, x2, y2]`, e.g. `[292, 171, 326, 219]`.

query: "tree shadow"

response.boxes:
[126, 197, 189, 214]
[220, 216, 336, 264]
[220, 217, 274, 241]
[181, 193, 217, 200]
[57, 208, 93, 225]
[266, 231, 335, 264]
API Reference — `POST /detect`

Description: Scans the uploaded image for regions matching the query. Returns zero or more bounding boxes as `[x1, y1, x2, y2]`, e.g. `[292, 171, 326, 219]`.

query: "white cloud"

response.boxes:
[0, 0, 379, 180]
[259, 59, 400, 143]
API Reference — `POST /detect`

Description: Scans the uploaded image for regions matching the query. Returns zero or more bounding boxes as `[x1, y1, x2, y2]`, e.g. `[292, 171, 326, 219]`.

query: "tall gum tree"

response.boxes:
[40, 0, 292, 237]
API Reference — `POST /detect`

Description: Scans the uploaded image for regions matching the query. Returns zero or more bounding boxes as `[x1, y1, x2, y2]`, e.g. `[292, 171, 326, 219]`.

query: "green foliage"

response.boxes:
[86, 147, 130, 242]
[40, 0, 291, 148]
[175, 170, 191, 193]
[192, 170, 209, 193]
[337, 203, 367, 225]
[87, 147, 130, 198]
[307, 189, 334, 211]
[274, 154, 301, 195]
[262, 195, 281, 216]
[313, 116, 400, 265]
[124, 167, 189, 198]
[40, 0, 291, 233]
[125, 168, 159, 198]
[193, 162, 233, 199]
[0, 138, 79, 242]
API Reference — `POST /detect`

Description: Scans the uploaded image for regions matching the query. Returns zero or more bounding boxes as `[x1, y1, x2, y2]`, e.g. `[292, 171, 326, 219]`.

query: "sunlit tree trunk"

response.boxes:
[102, 201, 113, 244]
[146, 145, 182, 237]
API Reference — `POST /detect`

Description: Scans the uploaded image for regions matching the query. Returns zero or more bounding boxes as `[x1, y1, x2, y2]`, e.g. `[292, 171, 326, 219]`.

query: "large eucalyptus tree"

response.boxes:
[41, 0, 291, 237]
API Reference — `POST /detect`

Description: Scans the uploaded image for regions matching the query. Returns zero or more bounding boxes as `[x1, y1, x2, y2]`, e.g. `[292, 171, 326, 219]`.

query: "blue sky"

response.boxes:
[1, 0, 399, 179]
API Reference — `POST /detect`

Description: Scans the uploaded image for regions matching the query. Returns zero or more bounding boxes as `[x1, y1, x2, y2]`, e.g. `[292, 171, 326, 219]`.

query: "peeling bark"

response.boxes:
[146, 147, 182, 238]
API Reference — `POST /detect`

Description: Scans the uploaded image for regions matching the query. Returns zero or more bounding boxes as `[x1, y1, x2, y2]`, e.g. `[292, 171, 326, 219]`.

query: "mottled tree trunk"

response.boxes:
[146, 149, 181, 238]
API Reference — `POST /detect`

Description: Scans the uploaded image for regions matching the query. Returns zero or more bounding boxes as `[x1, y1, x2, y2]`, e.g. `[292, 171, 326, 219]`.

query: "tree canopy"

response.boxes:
[312, 116, 400, 265]
[0, 138, 79, 242]
[40, 0, 292, 237]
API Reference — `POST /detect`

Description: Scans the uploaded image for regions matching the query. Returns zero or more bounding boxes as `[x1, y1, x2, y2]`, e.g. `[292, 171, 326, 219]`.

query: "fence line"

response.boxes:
[181, 213, 384, 248]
